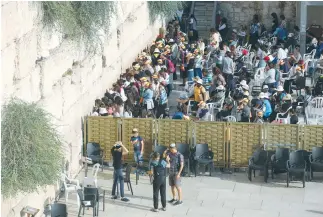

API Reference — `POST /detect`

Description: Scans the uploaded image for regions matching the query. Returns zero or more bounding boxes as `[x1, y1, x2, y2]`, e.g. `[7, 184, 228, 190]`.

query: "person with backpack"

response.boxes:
[163, 143, 184, 206]
[149, 152, 170, 212]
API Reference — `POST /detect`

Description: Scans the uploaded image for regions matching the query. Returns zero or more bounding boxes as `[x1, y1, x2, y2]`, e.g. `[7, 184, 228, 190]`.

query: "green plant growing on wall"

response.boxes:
[147, 1, 184, 23]
[40, 1, 117, 54]
[1, 98, 63, 198]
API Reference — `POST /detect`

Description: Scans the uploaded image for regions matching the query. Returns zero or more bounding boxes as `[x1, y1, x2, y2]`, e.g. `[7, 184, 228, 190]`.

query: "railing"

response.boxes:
[83, 117, 323, 168]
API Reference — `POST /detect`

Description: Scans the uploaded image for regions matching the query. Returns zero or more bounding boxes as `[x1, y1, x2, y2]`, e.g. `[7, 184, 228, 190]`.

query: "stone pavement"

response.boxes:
[60, 168, 323, 217]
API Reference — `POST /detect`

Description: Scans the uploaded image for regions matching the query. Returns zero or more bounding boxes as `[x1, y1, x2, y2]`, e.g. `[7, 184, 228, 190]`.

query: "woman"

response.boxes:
[156, 81, 168, 118]
[271, 13, 279, 33]
[280, 14, 286, 29]
[186, 52, 195, 84]
[196, 101, 209, 121]
[209, 28, 221, 50]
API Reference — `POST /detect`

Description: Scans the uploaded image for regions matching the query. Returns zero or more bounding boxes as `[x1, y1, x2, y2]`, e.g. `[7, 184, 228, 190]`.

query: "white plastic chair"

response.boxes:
[223, 116, 236, 122]
[275, 107, 292, 124]
[61, 173, 81, 207]
[83, 163, 100, 188]
[187, 100, 194, 115]
[206, 103, 216, 121]
[245, 52, 255, 69]
[303, 49, 316, 61]
[254, 67, 266, 84]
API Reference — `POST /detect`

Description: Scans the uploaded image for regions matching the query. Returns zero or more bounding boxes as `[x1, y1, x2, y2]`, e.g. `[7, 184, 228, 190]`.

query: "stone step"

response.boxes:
[194, 6, 214, 11]
[194, 10, 214, 17]
[195, 2, 214, 6]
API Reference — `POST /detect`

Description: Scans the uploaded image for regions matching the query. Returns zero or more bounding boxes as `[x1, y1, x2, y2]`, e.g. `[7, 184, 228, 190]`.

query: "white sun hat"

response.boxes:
[276, 85, 284, 92]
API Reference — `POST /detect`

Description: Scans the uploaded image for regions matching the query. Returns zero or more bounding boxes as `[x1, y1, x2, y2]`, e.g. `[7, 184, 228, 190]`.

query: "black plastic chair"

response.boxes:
[124, 164, 134, 195]
[86, 142, 104, 171]
[177, 144, 190, 176]
[271, 148, 290, 179]
[309, 147, 323, 181]
[248, 149, 268, 182]
[77, 188, 98, 217]
[154, 145, 168, 156]
[50, 203, 67, 217]
[287, 151, 307, 188]
[194, 144, 214, 177]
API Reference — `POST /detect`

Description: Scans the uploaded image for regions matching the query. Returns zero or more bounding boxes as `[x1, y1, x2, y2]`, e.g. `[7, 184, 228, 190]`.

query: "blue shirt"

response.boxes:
[130, 136, 142, 152]
[202, 73, 212, 90]
[263, 99, 272, 118]
[159, 87, 168, 105]
[143, 88, 153, 101]
[151, 159, 167, 168]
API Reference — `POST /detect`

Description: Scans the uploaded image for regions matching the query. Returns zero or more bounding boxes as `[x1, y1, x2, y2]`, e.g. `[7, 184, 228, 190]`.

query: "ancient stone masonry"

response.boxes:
[217, 1, 296, 31]
[1, 1, 163, 216]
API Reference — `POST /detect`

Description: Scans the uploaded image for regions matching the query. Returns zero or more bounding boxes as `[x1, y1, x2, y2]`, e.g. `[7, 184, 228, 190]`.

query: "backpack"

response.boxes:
[167, 59, 176, 74]
[172, 112, 184, 120]
[153, 159, 166, 177]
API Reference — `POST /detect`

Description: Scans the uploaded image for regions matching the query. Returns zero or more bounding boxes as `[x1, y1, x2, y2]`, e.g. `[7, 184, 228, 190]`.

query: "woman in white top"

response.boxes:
[264, 62, 277, 89]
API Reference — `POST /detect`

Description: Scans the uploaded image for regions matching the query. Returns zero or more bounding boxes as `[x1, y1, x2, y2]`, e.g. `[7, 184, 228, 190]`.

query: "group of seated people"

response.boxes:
[90, 18, 323, 125]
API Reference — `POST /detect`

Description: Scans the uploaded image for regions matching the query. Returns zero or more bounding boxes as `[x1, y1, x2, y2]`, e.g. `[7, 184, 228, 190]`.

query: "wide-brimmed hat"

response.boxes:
[170, 143, 176, 148]
[196, 79, 203, 84]
[99, 107, 107, 114]
[276, 85, 284, 92]
[259, 92, 265, 99]
[283, 94, 292, 101]
[154, 48, 160, 53]
[193, 76, 200, 81]
[240, 80, 247, 86]
[242, 84, 249, 90]
[216, 85, 225, 90]
[132, 128, 138, 133]
[263, 85, 269, 89]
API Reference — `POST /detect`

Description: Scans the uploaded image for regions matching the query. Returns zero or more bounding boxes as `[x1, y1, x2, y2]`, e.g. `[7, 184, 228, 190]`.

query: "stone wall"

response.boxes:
[1, 1, 163, 216]
[217, 1, 297, 31]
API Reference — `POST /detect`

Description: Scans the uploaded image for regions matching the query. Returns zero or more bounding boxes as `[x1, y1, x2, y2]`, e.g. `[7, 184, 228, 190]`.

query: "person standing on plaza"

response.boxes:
[111, 142, 130, 202]
[149, 152, 170, 212]
[130, 128, 144, 172]
[163, 143, 184, 206]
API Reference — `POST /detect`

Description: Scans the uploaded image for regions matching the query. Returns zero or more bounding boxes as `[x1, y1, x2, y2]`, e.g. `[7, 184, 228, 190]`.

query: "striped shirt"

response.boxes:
[159, 87, 168, 105]
[202, 73, 212, 90]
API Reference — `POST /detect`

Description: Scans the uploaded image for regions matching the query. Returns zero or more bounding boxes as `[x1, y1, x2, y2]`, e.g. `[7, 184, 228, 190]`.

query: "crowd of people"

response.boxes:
[90, 11, 323, 124]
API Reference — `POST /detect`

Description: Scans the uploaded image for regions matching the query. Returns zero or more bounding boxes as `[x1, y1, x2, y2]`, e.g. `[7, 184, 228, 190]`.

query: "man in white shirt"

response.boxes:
[264, 62, 276, 89]
[277, 46, 287, 60]
[222, 52, 235, 90]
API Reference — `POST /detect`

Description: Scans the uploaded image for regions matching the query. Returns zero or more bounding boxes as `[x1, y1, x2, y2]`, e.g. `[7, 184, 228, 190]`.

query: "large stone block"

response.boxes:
[40, 42, 80, 97]
[13, 66, 41, 103]
[1, 1, 38, 49]
[1, 43, 16, 103]
[17, 30, 38, 80]
[38, 84, 64, 119]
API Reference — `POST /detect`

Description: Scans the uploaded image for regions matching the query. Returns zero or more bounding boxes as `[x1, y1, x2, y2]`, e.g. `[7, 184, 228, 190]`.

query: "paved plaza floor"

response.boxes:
[60, 168, 323, 217]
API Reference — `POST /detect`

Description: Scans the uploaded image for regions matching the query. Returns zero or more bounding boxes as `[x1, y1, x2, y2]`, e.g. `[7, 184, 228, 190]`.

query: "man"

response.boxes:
[130, 128, 144, 168]
[163, 143, 184, 205]
[222, 51, 235, 90]
[111, 142, 130, 202]
[149, 152, 170, 212]
[264, 62, 277, 89]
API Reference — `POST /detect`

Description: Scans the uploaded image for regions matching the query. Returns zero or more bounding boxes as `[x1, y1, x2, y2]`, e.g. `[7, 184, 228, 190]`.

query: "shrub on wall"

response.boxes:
[1, 99, 63, 198]
[40, 1, 117, 54]
[147, 1, 184, 23]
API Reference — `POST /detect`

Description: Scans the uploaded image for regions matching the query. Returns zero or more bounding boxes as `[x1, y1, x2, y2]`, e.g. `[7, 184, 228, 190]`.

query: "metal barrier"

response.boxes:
[84, 116, 323, 168]
[229, 123, 262, 168]
[303, 125, 323, 151]
[157, 119, 191, 146]
[264, 124, 300, 150]
[194, 121, 226, 167]
[86, 116, 119, 161]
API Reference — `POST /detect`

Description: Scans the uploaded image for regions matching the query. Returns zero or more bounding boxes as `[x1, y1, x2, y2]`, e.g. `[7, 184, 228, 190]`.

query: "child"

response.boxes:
[202, 68, 212, 92]
[149, 152, 169, 212]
